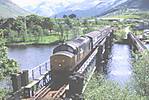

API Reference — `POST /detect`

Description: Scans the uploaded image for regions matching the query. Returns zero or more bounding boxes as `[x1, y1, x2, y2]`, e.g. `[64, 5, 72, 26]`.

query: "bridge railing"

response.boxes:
[23, 60, 51, 98]
[3, 60, 52, 100]
[29, 60, 50, 80]
[127, 33, 147, 52]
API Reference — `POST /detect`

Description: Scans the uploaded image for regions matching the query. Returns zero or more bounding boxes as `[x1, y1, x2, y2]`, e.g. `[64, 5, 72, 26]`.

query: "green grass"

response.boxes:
[0, 89, 8, 99]
[111, 14, 140, 19]
[8, 35, 60, 45]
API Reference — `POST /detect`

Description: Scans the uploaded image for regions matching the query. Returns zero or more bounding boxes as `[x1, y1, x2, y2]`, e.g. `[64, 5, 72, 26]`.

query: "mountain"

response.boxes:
[0, 0, 29, 18]
[105, 0, 149, 16]
[24, 1, 70, 17]
[20, 0, 149, 18]
[23, 0, 130, 18]
[56, 0, 129, 17]
[123, 0, 149, 10]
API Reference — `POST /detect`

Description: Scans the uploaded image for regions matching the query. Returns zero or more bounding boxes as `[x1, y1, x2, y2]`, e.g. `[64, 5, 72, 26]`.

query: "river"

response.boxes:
[8, 44, 132, 86]
[8, 45, 56, 70]
[106, 44, 132, 86]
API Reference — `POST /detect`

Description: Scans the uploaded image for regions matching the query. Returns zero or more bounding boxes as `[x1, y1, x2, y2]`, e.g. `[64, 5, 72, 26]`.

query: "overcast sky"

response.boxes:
[11, 0, 87, 7]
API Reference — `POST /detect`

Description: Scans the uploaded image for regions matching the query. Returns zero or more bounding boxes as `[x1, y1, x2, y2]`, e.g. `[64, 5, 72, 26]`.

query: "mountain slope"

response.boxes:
[18, 0, 149, 18]
[55, 0, 130, 17]
[104, 0, 149, 17]
[124, 0, 149, 10]
[24, 0, 103, 17]
[0, 0, 29, 18]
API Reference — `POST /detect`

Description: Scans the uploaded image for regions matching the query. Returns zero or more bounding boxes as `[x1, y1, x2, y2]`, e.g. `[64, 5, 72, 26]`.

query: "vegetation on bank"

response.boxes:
[0, 14, 107, 45]
[132, 51, 149, 98]
[0, 37, 18, 79]
[84, 11, 149, 98]
[85, 50, 149, 100]
[0, 37, 18, 97]
[84, 74, 142, 100]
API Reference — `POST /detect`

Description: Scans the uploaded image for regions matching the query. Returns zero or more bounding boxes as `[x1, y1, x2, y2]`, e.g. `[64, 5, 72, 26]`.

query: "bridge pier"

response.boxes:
[96, 45, 104, 73]
[67, 73, 84, 100]
[104, 36, 112, 60]
[96, 33, 113, 73]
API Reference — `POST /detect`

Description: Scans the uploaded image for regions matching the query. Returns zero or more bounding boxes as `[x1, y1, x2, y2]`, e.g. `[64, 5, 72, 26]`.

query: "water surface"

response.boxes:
[8, 45, 55, 70]
[106, 44, 132, 85]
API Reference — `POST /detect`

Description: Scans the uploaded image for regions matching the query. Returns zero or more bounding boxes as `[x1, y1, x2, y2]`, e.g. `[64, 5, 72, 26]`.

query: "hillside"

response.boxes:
[56, 0, 149, 17]
[22, 0, 129, 18]
[0, 0, 29, 18]
[126, 0, 149, 9]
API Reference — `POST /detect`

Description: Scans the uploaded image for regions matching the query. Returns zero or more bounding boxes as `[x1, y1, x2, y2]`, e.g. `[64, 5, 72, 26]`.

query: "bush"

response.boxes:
[84, 74, 144, 100]
[132, 51, 149, 97]
[0, 37, 18, 79]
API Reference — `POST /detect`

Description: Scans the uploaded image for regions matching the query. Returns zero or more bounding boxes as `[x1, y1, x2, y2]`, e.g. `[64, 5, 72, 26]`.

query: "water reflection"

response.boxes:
[106, 44, 132, 85]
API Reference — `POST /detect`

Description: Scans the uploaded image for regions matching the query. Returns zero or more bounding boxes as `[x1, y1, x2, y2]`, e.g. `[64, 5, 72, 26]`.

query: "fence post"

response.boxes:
[21, 70, 29, 86]
[39, 66, 42, 75]
[32, 70, 34, 80]
[11, 73, 22, 92]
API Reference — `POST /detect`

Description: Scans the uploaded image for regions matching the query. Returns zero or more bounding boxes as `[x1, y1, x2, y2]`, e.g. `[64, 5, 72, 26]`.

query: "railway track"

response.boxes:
[38, 84, 68, 100]
[29, 81, 68, 100]
[34, 49, 98, 100]
[33, 35, 110, 100]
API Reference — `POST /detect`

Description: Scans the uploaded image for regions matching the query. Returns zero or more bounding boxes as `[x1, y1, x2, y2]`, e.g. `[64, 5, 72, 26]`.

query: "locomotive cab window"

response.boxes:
[53, 44, 76, 54]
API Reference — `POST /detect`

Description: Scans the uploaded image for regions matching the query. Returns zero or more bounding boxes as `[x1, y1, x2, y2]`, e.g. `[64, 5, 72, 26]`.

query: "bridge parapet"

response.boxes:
[127, 33, 147, 52]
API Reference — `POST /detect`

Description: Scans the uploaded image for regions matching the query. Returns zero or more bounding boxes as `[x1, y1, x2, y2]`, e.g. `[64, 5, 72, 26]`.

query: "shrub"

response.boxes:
[132, 51, 149, 97]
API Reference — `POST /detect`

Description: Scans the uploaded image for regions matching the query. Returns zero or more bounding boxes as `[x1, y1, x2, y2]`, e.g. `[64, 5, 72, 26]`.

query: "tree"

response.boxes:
[132, 51, 149, 97]
[42, 17, 54, 33]
[54, 22, 64, 42]
[63, 15, 67, 18]
[64, 17, 72, 29]
[0, 37, 18, 79]
[0, 29, 9, 38]
[82, 19, 88, 27]
[26, 14, 42, 28]
[12, 19, 24, 37]
[95, 18, 98, 25]
[69, 14, 77, 18]
[32, 25, 43, 41]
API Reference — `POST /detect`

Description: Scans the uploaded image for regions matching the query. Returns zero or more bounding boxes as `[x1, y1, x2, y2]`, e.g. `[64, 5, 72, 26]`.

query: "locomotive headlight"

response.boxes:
[58, 64, 62, 67]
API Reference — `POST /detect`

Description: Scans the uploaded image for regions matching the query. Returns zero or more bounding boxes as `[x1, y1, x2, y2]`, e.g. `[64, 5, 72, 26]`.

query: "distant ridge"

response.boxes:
[56, 0, 149, 17]
[0, 0, 30, 18]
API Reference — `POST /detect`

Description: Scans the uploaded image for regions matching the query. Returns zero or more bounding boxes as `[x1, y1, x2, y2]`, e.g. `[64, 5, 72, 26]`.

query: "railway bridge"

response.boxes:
[5, 27, 147, 100]
[5, 27, 113, 100]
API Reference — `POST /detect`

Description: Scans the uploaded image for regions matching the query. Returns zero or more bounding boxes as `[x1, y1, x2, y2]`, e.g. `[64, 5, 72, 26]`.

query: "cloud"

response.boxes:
[11, 0, 86, 7]
[11, 0, 41, 7]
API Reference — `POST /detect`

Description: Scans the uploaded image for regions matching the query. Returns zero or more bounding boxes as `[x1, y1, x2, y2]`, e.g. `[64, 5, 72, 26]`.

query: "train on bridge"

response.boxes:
[50, 26, 113, 82]
[6, 26, 114, 100]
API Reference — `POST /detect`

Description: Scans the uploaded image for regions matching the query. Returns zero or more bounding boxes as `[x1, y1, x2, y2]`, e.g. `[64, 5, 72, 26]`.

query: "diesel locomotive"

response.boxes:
[50, 27, 113, 81]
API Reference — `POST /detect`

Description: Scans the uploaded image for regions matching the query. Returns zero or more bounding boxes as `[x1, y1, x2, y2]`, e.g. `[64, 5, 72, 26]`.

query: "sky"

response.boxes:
[11, 0, 86, 7]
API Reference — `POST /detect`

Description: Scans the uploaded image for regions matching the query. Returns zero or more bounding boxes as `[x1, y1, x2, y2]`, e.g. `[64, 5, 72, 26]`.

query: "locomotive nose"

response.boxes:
[50, 52, 75, 71]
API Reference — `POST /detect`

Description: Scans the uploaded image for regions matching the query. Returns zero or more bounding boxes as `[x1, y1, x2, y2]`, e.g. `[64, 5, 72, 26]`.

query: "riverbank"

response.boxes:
[6, 40, 60, 47]
[114, 39, 129, 44]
